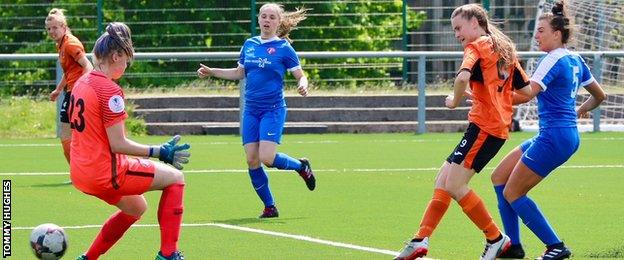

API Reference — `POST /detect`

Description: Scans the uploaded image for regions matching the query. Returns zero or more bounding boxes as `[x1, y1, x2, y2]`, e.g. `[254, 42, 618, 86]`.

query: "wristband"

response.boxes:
[148, 147, 154, 157]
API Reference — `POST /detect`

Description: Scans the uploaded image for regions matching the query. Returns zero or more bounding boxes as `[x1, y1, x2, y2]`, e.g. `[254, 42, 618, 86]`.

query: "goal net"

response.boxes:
[516, 0, 624, 131]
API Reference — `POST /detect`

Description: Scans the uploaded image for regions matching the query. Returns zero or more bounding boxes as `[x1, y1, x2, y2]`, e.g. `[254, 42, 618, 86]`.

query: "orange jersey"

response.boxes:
[69, 71, 130, 195]
[460, 36, 529, 139]
[57, 34, 87, 91]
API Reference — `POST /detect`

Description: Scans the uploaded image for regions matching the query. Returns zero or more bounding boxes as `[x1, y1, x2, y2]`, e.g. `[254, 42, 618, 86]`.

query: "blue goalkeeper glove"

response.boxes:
[154, 135, 191, 170]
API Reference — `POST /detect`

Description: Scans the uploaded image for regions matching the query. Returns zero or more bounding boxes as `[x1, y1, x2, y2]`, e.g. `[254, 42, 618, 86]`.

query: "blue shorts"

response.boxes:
[241, 106, 286, 145]
[520, 127, 580, 177]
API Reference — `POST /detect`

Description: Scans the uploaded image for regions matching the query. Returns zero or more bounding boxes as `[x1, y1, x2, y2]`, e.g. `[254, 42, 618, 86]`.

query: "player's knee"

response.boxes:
[444, 182, 467, 200]
[490, 171, 505, 184]
[126, 202, 147, 217]
[502, 187, 520, 203]
[246, 156, 260, 168]
[259, 157, 274, 167]
[171, 169, 185, 184]
[258, 152, 274, 166]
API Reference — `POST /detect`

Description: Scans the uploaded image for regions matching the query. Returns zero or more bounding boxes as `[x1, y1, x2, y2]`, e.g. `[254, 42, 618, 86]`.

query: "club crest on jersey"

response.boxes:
[267, 47, 276, 55]
[108, 95, 125, 113]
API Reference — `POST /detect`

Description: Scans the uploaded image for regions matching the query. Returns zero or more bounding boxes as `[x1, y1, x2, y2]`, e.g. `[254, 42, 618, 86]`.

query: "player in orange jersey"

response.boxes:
[394, 4, 531, 260]
[45, 8, 93, 164]
[69, 23, 190, 260]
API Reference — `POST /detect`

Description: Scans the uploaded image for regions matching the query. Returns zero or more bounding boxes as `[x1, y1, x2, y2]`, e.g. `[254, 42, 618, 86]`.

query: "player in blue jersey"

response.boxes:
[491, 2, 606, 259]
[197, 3, 315, 218]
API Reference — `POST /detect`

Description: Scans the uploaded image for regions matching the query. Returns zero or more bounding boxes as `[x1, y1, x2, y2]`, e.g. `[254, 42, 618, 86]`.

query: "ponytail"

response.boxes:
[259, 3, 309, 43]
[451, 4, 517, 70]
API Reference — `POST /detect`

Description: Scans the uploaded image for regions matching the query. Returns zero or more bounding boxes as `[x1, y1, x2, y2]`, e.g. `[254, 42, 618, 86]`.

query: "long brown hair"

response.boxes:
[539, 0, 572, 44]
[260, 3, 309, 43]
[93, 23, 134, 66]
[451, 4, 517, 70]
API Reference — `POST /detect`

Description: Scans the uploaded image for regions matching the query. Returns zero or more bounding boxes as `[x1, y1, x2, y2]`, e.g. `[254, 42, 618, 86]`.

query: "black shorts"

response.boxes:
[446, 122, 506, 173]
[59, 91, 71, 123]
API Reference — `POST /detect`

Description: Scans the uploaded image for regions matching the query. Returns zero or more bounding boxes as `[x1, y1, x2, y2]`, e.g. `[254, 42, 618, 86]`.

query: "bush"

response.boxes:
[0, 96, 146, 138]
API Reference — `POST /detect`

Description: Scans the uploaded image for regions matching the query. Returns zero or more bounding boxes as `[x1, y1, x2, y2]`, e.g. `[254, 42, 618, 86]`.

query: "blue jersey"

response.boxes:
[238, 36, 301, 110]
[530, 48, 595, 129]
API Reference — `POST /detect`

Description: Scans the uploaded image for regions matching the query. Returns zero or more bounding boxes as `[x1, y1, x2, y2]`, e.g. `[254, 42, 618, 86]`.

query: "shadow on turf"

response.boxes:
[31, 180, 73, 188]
[217, 217, 306, 225]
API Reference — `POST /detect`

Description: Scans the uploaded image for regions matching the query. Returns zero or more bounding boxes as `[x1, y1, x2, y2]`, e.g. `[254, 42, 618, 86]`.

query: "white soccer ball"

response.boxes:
[29, 223, 68, 260]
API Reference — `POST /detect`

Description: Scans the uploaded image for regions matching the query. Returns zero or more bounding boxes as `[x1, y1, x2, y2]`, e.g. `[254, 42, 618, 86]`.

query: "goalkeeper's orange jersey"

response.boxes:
[69, 71, 130, 194]
[57, 33, 87, 91]
[459, 36, 529, 139]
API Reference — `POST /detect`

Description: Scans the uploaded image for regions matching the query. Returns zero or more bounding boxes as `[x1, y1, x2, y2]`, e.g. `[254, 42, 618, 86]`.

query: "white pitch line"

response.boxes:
[13, 222, 413, 257]
[1, 136, 622, 148]
[1, 164, 623, 176]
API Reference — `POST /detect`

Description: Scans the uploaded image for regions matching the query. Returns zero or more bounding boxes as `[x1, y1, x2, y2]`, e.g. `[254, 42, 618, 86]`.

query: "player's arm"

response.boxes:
[50, 75, 67, 101]
[291, 68, 308, 97]
[77, 56, 93, 74]
[106, 121, 191, 169]
[197, 63, 245, 80]
[446, 70, 470, 109]
[512, 81, 543, 105]
[512, 83, 535, 105]
[577, 81, 606, 118]
[106, 121, 151, 157]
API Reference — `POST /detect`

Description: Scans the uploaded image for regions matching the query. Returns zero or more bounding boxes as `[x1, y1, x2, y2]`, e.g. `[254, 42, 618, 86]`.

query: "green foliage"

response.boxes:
[0, 96, 146, 138]
[284, 1, 426, 88]
[1, 0, 426, 96]
[124, 101, 148, 136]
[0, 97, 57, 138]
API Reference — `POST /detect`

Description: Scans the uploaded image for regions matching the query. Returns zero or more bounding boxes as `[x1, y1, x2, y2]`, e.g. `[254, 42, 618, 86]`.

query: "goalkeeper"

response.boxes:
[69, 23, 188, 260]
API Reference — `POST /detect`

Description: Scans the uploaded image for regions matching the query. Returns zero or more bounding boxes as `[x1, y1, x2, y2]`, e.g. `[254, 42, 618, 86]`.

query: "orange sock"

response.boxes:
[415, 188, 452, 239]
[458, 190, 501, 241]
[61, 139, 71, 164]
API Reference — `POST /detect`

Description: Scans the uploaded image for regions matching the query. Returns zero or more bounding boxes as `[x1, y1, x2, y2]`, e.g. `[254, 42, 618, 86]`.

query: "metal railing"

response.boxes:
[1, 50, 623, 134]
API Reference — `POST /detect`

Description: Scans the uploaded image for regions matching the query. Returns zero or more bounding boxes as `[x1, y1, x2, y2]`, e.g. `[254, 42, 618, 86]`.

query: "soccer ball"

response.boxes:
[29, 223, 68, 260]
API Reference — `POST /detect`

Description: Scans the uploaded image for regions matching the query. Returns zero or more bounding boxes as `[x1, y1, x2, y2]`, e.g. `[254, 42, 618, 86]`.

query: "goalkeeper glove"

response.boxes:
[150, 135, 191, 170]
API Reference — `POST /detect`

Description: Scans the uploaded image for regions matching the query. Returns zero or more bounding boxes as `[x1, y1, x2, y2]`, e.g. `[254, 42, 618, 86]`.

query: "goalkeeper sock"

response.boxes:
[158, 183, 185, 256]
[86, 211, 139, 259]
[511, 195, 561, 246]
[249, 167, 274, 207]
[271, 153, 302, 171]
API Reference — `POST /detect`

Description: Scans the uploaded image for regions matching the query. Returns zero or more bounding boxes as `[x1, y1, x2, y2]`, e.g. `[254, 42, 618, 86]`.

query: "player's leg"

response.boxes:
[258, 107, 315, 190]
[394, 162, 452, 260]
[445, 123, 510, 259]
[245, 142, 278, 218]
[242, 109, 277, 217]
[491, 146, 526, 258]
[149, 161, 185, 259]
[83, 195, 146, 259]
[59, 123, 71, 163]
[59, 91, 72, 164]
[504, 129, 578, 259]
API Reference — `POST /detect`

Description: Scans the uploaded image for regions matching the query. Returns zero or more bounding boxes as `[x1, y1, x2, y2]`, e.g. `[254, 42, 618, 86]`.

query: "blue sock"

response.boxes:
[248, 167, 274, 207]
[494, 185, 521, 245]
[510, 195, 561, 246]
[271, 153, 302, 171]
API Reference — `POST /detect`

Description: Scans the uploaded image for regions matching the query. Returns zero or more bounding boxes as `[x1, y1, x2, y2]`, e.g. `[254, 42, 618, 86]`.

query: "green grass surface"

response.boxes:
[2, 132, 623, 259]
